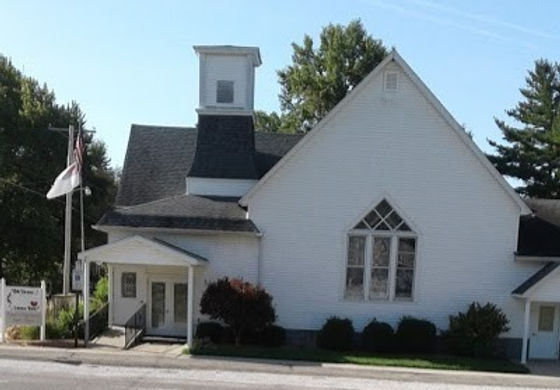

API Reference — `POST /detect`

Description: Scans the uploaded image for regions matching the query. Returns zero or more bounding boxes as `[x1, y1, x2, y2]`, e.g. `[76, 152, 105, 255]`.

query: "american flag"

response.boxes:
[73, 130, 84, 174]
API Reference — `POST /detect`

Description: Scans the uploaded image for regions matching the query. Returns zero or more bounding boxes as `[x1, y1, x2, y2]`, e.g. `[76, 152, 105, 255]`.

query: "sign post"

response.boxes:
[40, 281, 46, 341]
[0, 278, 5, 343]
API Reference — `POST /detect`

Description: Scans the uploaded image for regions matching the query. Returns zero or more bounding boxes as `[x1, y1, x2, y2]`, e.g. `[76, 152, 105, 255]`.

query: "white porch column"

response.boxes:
[521, 298, 531, 364]
[83, 259, 90, 346]
[187, 266, 194, 347]
[107, 264, 113, 326]
[0, 278, 5, 343]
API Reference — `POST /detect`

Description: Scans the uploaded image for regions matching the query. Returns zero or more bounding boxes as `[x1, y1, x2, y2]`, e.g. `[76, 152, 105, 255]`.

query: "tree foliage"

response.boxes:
[0, 54, 117, 291]
[260, 20, 387, 133]
[488, 59, 560, 198]
[200, 277, 276, 346]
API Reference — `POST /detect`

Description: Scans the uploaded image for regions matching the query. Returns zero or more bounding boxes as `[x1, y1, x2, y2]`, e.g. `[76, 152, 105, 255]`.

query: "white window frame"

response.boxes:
[344, 199, 417, 302]
[384, 71, 398, 91]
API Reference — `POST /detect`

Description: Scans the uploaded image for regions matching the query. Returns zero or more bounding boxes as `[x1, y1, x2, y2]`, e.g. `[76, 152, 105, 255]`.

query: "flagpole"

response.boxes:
[79, 125, 85, 254]
[63, 125, 74, 295]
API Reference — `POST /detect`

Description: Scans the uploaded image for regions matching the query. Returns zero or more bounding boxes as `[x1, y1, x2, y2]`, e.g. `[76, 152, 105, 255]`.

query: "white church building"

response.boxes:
[79, 45, 560, 363]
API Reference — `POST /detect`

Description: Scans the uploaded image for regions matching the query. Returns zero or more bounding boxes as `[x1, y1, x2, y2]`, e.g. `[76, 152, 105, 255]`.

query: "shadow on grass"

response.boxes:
[189, 345, 529, 374]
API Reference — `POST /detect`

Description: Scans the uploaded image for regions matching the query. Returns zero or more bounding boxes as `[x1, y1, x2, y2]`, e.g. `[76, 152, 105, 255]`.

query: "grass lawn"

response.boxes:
[189, 345, 529, 374]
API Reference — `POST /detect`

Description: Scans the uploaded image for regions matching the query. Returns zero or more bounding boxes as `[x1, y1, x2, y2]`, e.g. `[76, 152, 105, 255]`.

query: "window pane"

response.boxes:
[395, 269, 414, 298]
[121, 272, 136, 298]
[345, 268, 364, 299]
[372, 237, 390, 266]
[364, 210, 381, 228]
[354, 221, 369, 230]
[348, 236, 365, 266]
[151, 282, 165, 328]
[539, 306, 555, 332]
[174, 283, 188, 324]
[398, 222, 411, 231]
[370, 268, 389, 299]
[398, 238, 416, 252]
[385, 211, 403, 229]
[398, 253, 415, 267]
[217, 80, 234, 103]
[375, 200, 393, 217]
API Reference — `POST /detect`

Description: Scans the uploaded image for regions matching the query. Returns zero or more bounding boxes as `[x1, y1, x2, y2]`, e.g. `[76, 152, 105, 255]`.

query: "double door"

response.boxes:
[147, 275, 188, 337]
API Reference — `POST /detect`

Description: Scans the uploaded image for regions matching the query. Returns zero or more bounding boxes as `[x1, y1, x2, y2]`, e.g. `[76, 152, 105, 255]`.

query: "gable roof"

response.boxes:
[512, 261, 560, 296]
[116, 124, 303, 206]
[97, 194, 259, 233]
[239, 50, 531, 215]
[78, 235, 208, 266]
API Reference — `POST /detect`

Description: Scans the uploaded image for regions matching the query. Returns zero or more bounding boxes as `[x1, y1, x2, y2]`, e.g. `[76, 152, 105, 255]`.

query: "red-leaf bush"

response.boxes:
[200, 277, 276, 346]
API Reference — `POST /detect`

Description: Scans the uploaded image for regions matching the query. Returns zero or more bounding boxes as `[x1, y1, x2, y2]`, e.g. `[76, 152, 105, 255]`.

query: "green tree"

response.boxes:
[253, 110, 285, 133]
[488, 59, 560, 198]
[275, 19, 387, 132]
[0, 55, 117, 290]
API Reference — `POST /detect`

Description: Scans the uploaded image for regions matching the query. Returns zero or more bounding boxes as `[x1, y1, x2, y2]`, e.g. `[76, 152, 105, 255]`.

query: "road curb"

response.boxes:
[0, 345, 559, 388]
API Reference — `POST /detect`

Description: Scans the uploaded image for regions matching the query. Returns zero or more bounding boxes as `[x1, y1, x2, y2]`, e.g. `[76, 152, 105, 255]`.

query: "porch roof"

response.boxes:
[78, 235, 208, 267]
[512, 262, 560, 298]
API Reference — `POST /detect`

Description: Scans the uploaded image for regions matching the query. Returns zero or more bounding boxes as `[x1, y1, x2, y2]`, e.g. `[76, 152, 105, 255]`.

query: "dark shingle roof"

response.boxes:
[525, 198, 560, 228]
[188, 115, 259, 179]
[115, 125, 302, 206]
[98, 195, 258, 233]
[517, 215, 560, 257]
[512, 262, 560, 295]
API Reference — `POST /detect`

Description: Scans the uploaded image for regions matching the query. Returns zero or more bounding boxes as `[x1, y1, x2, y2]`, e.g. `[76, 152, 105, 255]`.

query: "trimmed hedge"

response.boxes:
[259, 325, 286, 347]
[362, 319, 394, 352]
[317, 317, 354, 351]
[395, 317, 437, 353]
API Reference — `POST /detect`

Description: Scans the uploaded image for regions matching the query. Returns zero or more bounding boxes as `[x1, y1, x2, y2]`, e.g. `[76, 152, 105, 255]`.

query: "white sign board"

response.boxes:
[0, 279, 46, 342]
[4, 286, 43, 326]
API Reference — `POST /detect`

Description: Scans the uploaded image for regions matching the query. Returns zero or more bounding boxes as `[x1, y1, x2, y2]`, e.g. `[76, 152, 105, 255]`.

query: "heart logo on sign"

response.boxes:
[30, 301, 38, 307]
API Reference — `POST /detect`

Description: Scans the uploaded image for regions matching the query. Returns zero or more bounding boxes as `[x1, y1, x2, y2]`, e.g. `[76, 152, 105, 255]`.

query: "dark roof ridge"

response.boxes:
[130, 123, 196, 130]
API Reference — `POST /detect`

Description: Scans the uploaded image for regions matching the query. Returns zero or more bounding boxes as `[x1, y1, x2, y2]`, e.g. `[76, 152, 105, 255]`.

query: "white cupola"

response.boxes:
[194, 45, 262, 115]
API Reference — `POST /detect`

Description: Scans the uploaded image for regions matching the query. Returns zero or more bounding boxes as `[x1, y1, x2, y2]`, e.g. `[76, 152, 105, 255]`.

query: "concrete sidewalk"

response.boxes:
[0, 343, 559, 388]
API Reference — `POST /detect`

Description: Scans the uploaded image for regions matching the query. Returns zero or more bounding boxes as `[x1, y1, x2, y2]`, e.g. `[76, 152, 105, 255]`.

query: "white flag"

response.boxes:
[46, 162, 81, 199]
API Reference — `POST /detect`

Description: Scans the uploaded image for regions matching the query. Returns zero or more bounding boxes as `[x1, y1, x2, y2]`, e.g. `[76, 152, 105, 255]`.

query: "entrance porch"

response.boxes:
[78, 235, 208, 347]
[513, 262, 560, 363]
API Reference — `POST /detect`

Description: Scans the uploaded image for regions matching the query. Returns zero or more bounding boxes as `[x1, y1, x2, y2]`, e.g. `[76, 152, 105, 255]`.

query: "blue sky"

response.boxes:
[1, 1, 558, 168]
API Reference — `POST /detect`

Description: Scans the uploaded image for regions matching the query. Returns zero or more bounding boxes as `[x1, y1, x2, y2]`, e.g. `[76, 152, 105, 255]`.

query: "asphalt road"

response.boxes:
[0, 358, 553, 390]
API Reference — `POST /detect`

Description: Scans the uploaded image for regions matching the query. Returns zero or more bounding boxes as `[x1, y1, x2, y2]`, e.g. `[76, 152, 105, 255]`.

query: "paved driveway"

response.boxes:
[0, 358, 557, 390]
[527, 360, 560, 377]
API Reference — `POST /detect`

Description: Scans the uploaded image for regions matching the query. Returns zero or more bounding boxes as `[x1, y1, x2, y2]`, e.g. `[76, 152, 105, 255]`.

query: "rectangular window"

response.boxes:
[216, 80, 234, 103]
[174, 283, 188, 324]
[395, 238, 415, 298]
[121, 272, 137, 298]
[385, 72, 398, 91]
[370, 236, 390, 299]
[538, 306, 555, 332]
[345, 236, 365, 299]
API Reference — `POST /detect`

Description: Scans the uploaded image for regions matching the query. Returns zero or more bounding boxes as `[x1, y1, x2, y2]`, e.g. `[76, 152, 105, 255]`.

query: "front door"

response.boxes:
[147, 276, 188, 337]
[529, 303, 560, 359]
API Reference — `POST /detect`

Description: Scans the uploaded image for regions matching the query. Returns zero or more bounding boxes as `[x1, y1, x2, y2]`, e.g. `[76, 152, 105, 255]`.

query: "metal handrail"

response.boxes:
[124, 303, 146, 350]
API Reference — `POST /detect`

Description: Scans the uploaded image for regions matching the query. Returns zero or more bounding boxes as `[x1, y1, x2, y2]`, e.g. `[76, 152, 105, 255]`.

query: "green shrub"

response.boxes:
[196, 321, 225, 344]
[18, 326, 39, 339]
[93, 276, 108, 307]
[447, 302, 510, 357]
[361, 319, 394, 352]
[258, 325, 286, 347]
[200, 278, 276, 346]
[395, 317, 436, 353]
[317, 317, 354, 351]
